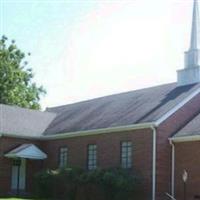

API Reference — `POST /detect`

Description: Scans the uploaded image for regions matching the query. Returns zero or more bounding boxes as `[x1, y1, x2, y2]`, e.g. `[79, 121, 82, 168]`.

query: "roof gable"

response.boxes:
[173, 112, 200, 138]
[5, 144, 47, 159]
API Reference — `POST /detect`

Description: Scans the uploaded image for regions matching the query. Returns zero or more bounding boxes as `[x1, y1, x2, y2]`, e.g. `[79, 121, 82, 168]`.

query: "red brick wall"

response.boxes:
[156, 93, 200, 200]
[42, 129, 153, 200]
[174, 141, 200, 200]
[0, 137, 44, 196]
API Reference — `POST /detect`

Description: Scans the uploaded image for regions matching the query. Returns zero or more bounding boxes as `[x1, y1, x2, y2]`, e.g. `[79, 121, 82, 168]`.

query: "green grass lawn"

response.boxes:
[0, 198, 41, 200]
[0, 198, 33, 200]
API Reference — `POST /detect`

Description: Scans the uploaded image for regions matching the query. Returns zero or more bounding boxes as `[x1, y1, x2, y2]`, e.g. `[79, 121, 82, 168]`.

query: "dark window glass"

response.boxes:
[121, 141, 132, 169]
[59, 147, 68, 168]
[87, 144, 97, 170]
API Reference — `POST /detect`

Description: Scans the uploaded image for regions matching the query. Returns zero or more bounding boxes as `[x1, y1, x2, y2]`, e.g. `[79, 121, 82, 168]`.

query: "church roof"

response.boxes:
[0, 104, 56, 137]
[1, 82, 200, 138]
[173, 112, 200, 138]
[44, 82, 200, 135]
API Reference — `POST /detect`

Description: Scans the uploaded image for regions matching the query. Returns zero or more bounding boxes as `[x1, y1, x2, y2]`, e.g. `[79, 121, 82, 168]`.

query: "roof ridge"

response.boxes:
[46, 82, 177, 112]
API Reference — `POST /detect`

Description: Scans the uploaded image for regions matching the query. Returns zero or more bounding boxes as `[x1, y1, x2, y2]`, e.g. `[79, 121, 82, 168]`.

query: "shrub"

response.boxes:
[34, 169, 55, 198]
[34, 167, 144, 200]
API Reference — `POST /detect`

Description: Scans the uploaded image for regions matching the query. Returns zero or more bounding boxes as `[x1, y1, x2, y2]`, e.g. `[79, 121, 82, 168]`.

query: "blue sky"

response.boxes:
[1, 0, 194, 109]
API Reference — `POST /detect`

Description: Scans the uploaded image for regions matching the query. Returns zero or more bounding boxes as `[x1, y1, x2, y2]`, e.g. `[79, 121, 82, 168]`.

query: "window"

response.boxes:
[13, 159, 21, 166]
[121, 141, 132, 169]
[59, 147, 68, 168]
[87, 144, 97, 170]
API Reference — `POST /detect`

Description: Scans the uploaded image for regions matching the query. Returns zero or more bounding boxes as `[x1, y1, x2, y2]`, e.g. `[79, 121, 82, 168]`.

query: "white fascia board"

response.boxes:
[16, 154, 47, 160]
[170, 135, 200, 143]
[5, 153, 47, 160]
[4, 153, 17, 158]
[155, 87, 200, 126]
[40, 122, 155, 140]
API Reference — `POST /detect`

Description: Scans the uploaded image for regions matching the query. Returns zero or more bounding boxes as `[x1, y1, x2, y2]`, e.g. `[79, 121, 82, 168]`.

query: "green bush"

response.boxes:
[34, 169, 55, 198]
[34, 167, 144, 200]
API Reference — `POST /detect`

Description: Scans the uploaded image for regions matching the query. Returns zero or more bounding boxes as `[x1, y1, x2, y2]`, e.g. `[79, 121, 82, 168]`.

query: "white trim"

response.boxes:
[170, 135, 200, 142]
[151, 126, 157, 200]
[155, 87, 200, 126]
[6, 153, 46, 160]
[41, 123, 154, 140]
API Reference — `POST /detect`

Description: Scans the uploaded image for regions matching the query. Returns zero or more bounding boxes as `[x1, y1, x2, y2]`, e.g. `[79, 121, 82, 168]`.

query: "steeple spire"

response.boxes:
[177, 0, 200, 86]
[190, 0, 200, 50]
[185, 0, 200, 68]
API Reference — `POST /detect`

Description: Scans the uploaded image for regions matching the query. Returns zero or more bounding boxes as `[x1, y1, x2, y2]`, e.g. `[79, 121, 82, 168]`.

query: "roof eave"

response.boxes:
[0, 122, 156, 140]
[41, 122, 156, 140]
[0, 133, 39, 140]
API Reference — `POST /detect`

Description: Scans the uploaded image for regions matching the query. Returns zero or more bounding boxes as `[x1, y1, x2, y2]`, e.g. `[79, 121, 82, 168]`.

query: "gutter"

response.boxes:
[151, 126, 157, 200]
[0, 133, 40, 140]
[0, 122, 156, 140]
[40, 122, 155, 140]
[170, 135, 200, 143]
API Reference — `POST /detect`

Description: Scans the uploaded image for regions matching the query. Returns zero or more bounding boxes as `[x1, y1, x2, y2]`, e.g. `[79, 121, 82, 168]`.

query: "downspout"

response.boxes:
[151, 126, 156, 200]
[170, 140, 175, 198]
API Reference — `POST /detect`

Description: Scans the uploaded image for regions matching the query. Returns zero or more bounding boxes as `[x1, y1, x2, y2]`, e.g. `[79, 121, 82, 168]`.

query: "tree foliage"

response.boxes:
[0, 35, 46, 109]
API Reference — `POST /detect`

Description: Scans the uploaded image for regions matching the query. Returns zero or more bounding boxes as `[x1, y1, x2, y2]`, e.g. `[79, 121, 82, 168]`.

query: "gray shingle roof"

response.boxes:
[173, 112, 200, 137]
[44, 82, 200, 135]
[1, 82, 200, 138]
[0, 104, 56, 137]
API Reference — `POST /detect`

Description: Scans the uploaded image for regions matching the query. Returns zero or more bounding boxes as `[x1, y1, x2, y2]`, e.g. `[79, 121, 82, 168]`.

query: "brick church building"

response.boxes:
[0, 1, 200, 200]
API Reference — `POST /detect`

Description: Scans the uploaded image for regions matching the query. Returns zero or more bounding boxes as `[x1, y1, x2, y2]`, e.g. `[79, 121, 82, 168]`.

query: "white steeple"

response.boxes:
[177, 0, 200, 86]
[190, 0, 200, 50]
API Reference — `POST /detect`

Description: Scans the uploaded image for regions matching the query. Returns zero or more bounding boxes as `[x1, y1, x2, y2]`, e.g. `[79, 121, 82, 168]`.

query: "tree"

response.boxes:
[0, 35, 46, 110]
